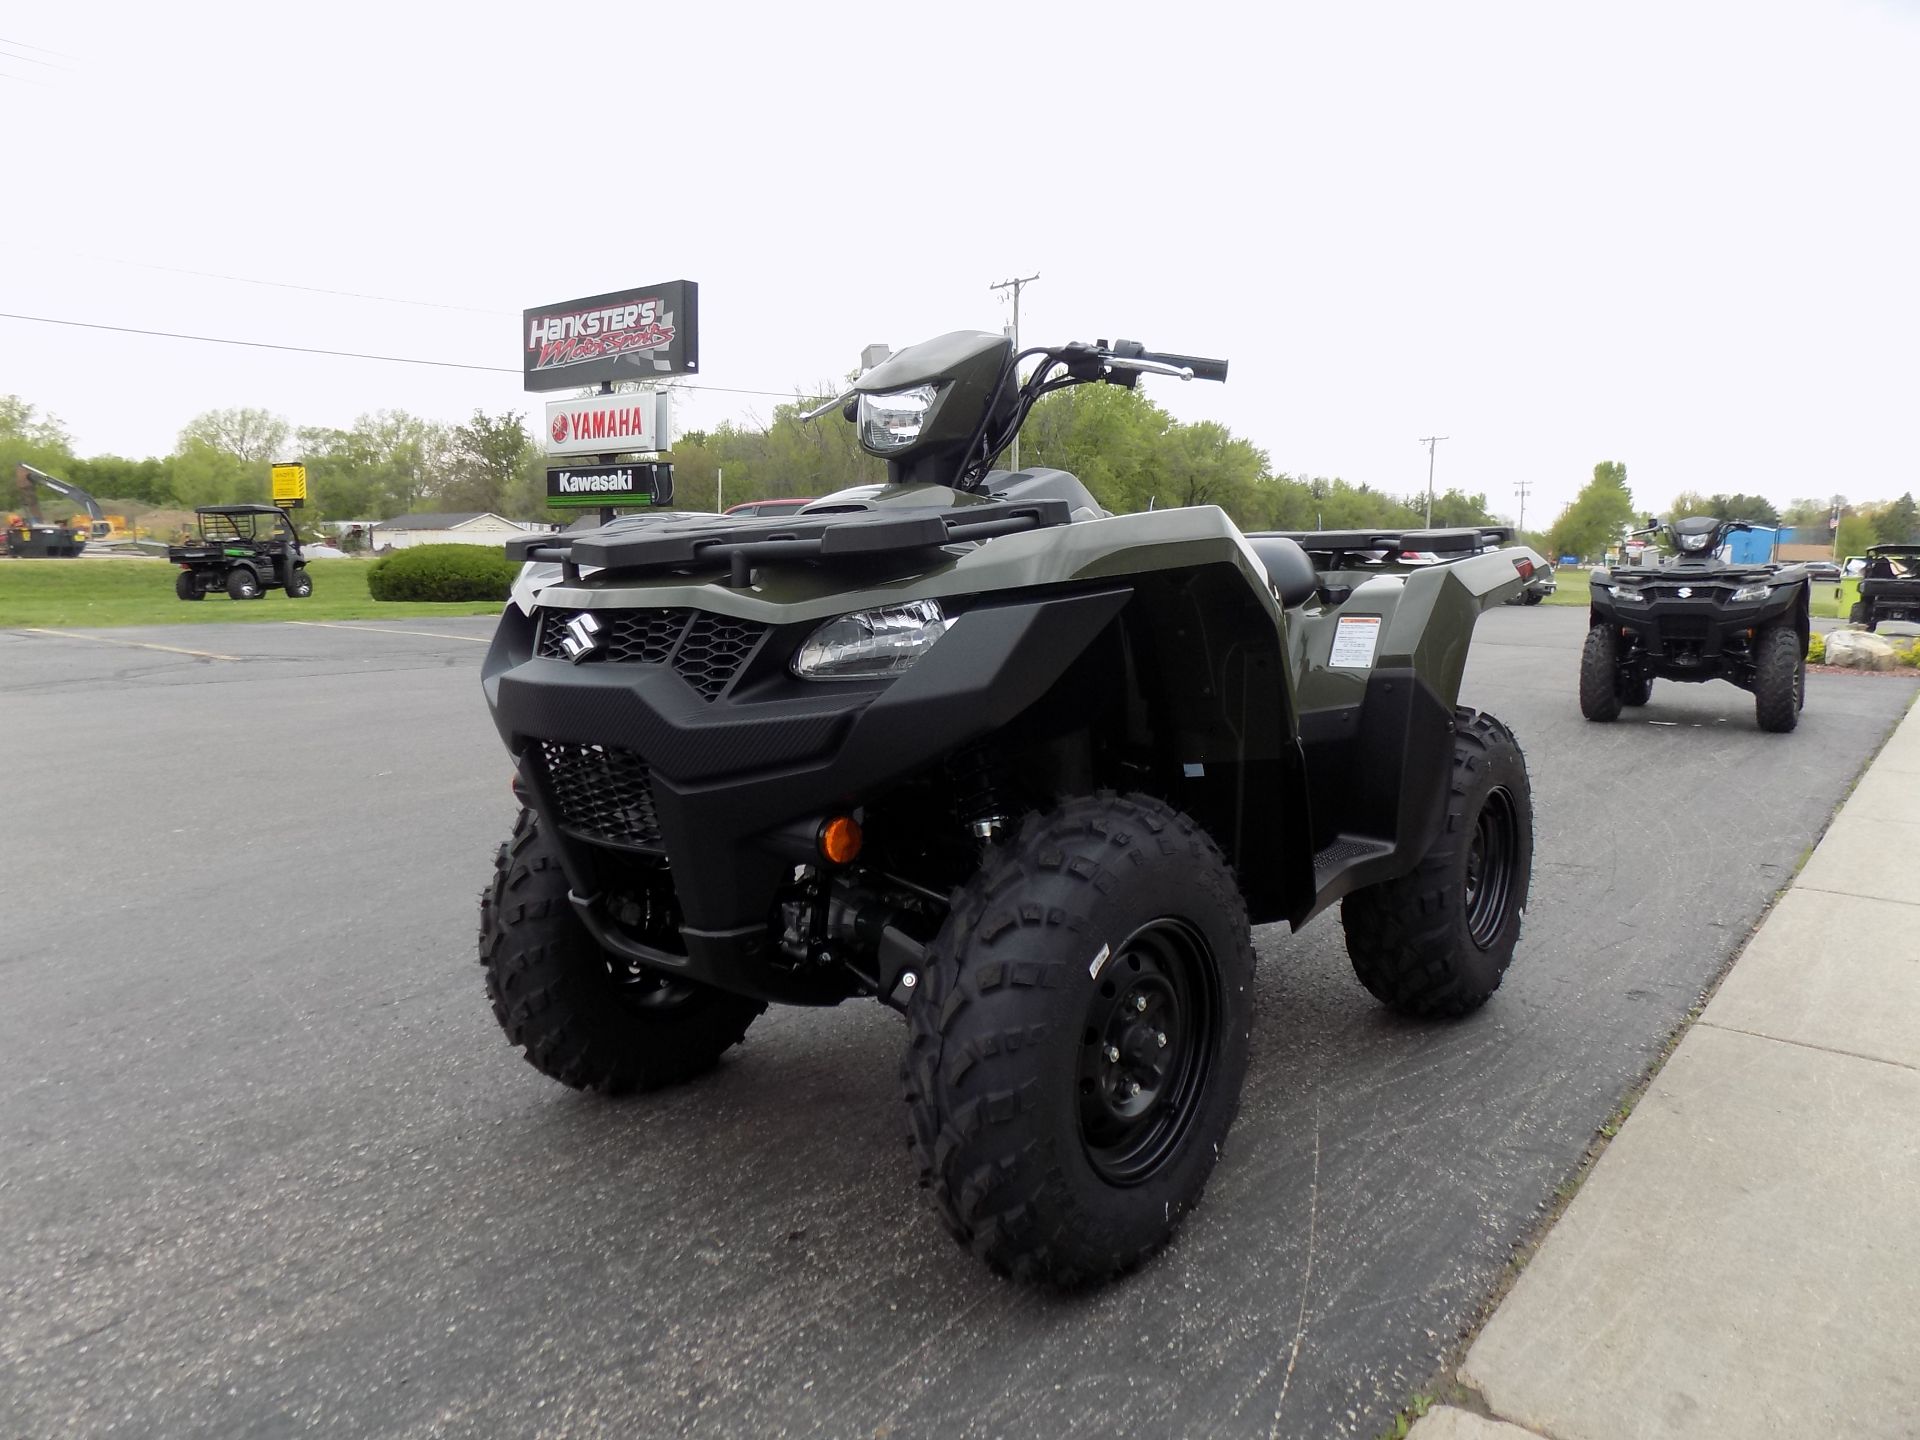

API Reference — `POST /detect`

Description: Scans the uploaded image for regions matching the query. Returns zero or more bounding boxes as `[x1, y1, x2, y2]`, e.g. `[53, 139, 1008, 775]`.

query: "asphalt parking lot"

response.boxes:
[2, 608, 1913, 1439]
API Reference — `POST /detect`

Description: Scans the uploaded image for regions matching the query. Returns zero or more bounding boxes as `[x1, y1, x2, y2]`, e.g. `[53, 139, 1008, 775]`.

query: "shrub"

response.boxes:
[367, 544, 521, 602]
[1807, 632, 1826, 664]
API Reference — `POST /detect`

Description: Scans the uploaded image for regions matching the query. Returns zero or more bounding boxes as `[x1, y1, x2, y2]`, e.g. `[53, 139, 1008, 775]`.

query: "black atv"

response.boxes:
[477, 330, 1543, 1286]
[1582, 515, 1809, 732]
[1849, 544, 1920, 631]
[169, 504, 313, 601]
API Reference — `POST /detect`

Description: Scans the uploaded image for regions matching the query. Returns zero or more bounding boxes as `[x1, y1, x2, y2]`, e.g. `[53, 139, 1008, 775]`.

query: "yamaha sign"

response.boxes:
[544, 390, 672, 458]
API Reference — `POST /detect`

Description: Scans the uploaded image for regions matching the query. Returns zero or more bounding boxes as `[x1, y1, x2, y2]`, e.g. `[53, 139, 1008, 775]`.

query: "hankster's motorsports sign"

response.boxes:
[522, 281, 698, 392]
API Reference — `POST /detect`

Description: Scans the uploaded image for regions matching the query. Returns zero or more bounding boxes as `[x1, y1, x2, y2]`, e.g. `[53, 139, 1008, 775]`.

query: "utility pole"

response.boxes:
[1514, 479, 1533, 535]
[1418, 435, 1449, 528]
[990, 272, 1040, 471]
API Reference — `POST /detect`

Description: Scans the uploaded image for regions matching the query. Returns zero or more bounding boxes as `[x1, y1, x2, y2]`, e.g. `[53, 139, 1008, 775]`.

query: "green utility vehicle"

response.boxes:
[476, 330, 1542, 1285]
[169, 504, 313, 600]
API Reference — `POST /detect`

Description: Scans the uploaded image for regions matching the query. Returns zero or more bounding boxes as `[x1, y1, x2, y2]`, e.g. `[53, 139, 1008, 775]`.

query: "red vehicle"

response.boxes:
[722, 497, 815, 519]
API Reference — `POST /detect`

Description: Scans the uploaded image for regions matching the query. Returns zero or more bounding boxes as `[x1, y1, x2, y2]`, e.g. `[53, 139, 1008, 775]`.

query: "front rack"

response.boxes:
[509, 500, 1074, 585]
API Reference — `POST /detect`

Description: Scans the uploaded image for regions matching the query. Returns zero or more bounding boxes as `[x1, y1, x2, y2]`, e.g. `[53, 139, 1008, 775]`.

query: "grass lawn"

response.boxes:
[0, 558, 504, 629]
[1541, 564, 1846, 618]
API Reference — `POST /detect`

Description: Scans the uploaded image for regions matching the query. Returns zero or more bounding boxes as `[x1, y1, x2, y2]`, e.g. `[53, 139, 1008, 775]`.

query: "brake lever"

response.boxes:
[797, 389, 855, 423]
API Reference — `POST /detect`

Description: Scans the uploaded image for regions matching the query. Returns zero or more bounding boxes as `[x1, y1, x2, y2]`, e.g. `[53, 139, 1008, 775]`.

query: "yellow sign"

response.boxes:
[271, 462, 308, 508]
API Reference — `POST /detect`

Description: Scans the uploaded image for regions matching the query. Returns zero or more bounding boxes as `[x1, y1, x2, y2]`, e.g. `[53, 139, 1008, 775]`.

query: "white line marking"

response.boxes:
[19, 628, 239, 661]
[287, 620, 489, 643]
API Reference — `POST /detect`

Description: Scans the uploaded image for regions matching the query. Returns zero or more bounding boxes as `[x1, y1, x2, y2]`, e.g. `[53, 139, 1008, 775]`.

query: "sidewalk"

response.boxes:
[1411, 696, 1920, 1440]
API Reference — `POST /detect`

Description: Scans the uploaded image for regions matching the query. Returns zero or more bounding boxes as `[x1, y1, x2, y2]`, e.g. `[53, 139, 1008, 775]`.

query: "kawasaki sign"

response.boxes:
[544, 462, 674, 509]
[522, 281, 698, 392]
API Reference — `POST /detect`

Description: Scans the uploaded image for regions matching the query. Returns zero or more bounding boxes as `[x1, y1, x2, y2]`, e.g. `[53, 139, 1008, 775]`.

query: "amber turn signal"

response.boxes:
[818, 815, 863, 866]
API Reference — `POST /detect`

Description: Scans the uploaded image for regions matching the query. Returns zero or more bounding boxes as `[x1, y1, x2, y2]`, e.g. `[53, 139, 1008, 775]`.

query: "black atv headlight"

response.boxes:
[1613, 586, 1648, 603]
[1731, 583, 1772, 602]
[791, 600, 952, 680]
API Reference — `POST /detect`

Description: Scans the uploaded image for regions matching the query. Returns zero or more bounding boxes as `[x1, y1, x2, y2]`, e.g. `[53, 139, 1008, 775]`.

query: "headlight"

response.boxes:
[857, 384, 941, 454]
[791, 600, 952, 680]
[1678, 532, 1711, 552]
[1614, 586, 1648, 603]
[1731, 583, 1771, 602]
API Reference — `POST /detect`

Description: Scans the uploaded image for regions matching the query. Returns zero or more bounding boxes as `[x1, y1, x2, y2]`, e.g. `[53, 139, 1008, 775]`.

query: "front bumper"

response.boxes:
[481, 587, 1130, 1001]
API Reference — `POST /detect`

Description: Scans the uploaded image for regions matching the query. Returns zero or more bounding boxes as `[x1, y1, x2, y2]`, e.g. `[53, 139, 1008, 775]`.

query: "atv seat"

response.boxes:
[1244, 533, 1320, 607]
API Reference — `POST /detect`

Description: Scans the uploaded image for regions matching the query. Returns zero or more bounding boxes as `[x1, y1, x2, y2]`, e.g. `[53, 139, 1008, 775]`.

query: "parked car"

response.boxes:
[1800, 560, 1841, 582]
[723, 497, 815, 518]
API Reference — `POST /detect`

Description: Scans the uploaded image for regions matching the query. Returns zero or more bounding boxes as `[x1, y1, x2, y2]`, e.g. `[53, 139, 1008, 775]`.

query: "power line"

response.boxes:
[1514, 479, 1533, 533]
[0, 310, 825, 400]
[75, 254, 513, 315]
[0, 44, 69, 69]
[0, 34, 77, 58]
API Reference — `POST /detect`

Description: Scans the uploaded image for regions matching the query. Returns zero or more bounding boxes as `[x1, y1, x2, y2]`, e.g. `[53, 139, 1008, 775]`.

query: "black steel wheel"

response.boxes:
[905, 793, 1254, 1287]
[1619, 671, 1653, 706]
[226, 567, 261, 601]
[479, 808, 764, 1093]
[287, 567, 313, 598]
[175, 570, 204, 601]
[1343, 708, 1533, 1017]
[1075, 919, 1221, 1187]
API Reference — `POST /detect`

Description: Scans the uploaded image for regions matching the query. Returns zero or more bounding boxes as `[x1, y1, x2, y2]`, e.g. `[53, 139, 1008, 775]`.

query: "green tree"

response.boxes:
[1668, 490, 1780, 526]
[1836, 512, 1878, 558]
[1874, 492, 1918, 544]
[444, 410, 534, 515]
[1, 396, 77, 488]
[1548, 461, 1635, 561]
[66, 455, 176, 507]
[177, 407, 290, 465]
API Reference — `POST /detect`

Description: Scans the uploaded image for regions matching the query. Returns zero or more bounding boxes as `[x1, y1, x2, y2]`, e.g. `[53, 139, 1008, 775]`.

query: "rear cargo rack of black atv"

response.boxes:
[1260, 526, 1515, 565]
[509, 500, 1074, 585]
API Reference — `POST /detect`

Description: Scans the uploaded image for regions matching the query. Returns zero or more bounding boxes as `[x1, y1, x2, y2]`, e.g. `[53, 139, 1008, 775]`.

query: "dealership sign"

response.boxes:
[545, 462, 674, 509]
[544, 390, 672, 458]
[522, 280, 698, 392]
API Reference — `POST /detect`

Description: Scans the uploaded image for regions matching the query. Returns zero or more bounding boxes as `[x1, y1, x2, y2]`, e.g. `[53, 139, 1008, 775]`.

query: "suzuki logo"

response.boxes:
[560, 612, 604, 663]
[1677, 586, 1693, 598]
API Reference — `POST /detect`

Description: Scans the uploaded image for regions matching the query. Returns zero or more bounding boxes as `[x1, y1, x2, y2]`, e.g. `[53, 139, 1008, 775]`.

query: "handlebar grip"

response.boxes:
[1144, 351, 1229, 382]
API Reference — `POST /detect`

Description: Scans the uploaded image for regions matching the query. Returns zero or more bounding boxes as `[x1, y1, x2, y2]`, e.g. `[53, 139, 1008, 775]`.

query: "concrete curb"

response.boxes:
[1411, 693, 1920, 1440]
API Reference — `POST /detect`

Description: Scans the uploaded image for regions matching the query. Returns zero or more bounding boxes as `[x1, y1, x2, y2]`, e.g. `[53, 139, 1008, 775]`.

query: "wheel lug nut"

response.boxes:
[1133, 995, 1148, 1012]
[1156, 1031, 1168, 1048]
[1128, 1080, 1142, 1097]
[1104, 1044, 1120, 1063]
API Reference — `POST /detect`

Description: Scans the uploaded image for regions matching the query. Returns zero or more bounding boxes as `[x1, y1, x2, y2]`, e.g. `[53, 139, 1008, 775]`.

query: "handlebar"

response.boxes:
[1140, 350, 1229, 383]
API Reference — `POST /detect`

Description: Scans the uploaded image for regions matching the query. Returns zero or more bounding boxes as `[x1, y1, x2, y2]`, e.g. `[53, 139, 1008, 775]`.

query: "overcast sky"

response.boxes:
[4, 1, 1917, 526]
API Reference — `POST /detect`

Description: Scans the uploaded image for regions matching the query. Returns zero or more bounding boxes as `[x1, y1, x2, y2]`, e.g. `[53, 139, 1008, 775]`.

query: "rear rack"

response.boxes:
[510, 500, 1074, 585]
[1255, 526, 1515, 565]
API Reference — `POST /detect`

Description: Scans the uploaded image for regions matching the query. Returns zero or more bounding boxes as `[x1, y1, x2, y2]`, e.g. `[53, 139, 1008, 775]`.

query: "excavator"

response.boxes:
[4, 462, 108, 557]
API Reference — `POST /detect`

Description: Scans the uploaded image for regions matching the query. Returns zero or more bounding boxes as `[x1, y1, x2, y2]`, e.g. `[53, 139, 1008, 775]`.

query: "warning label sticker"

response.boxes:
[1329, 615, 1382, 668]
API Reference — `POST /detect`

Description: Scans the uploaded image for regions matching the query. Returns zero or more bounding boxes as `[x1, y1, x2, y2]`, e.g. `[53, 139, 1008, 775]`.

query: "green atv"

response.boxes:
[478, 330, 1541, 1286]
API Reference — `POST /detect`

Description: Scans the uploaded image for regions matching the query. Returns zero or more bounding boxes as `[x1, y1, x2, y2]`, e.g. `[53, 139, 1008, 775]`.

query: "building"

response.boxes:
[372, 512, 553, 551]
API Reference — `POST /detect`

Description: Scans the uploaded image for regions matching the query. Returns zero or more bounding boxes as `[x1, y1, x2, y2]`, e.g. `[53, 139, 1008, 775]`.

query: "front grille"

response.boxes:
[535, 607, 768, 700]
[536, 740, 663, 850]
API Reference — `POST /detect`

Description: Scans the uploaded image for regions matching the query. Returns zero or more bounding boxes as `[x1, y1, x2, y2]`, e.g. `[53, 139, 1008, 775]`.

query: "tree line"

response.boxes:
[3, 387, 1506, 538]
